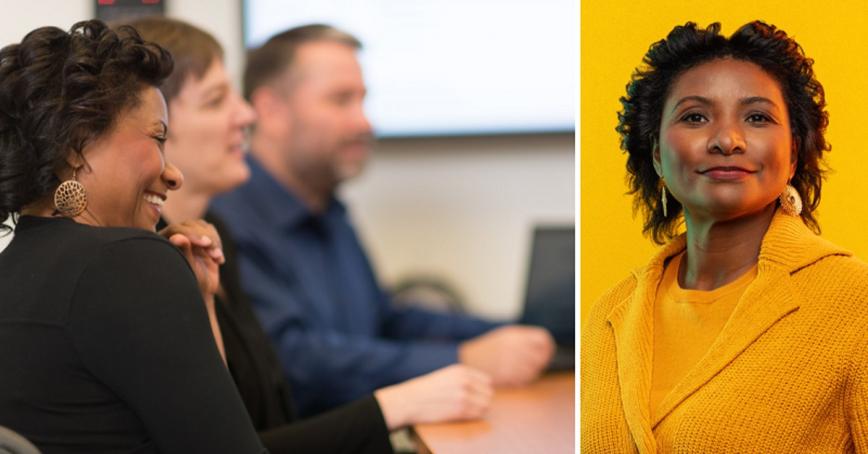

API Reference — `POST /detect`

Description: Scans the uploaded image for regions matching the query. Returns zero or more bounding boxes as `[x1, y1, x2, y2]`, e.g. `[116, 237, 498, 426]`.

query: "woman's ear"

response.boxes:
[652, 136, 663, 177]
[61, 152, 88, 179]
[789, 137, 798, 179]
[64, 153, 83, 169]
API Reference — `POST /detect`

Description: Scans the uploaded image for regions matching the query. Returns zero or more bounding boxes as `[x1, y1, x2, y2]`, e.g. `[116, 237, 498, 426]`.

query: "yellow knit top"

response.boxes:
[581, 212, 868, 453]
[650, 252, 756, 419]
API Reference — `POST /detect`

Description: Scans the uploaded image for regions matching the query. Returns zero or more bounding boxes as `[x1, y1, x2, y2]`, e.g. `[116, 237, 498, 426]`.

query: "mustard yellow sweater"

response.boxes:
[581, 212, 868, 453]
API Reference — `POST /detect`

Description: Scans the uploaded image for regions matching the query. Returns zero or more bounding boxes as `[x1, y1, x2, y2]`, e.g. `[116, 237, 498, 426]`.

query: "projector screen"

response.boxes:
[244, 0, 576, 138]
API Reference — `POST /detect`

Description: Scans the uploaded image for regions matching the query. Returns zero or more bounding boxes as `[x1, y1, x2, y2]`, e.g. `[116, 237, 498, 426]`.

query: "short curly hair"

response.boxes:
[0, 19, 173, 233]
[616, 21, 829, 244]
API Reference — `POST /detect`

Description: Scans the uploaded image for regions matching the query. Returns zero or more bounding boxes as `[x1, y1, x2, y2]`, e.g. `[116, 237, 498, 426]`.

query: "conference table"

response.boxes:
[412, 372, 575, 454]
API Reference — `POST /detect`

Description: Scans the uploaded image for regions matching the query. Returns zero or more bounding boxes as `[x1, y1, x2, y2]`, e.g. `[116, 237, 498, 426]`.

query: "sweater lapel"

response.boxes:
[650, 264, 801, 427]
[607, 238, 686, 453]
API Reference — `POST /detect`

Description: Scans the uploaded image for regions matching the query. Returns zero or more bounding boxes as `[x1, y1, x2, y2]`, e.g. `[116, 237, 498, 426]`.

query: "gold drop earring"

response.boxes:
[660, 178, 668, 218]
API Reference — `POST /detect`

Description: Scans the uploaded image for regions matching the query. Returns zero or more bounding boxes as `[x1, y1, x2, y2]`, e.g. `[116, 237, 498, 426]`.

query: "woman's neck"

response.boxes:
[680, 204, 776, 290]
[20, 198, 56, 218]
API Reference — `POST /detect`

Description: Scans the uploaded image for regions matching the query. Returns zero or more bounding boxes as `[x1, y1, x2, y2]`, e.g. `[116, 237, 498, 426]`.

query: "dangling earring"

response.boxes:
[660, 178, 668, 218]
[54, 167, 87, 217]
[778, 183, 802, 216]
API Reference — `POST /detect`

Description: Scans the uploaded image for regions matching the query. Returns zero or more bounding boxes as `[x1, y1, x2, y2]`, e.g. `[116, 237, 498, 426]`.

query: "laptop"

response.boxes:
[519, 225, 575, 371]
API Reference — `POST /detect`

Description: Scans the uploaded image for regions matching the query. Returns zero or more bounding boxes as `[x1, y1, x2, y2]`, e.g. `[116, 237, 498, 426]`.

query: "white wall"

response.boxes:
[0, 1, 576, 320]
[0, 1, 89, 46]
[0, 0, 243, 83]
[342, 134, 574, 319]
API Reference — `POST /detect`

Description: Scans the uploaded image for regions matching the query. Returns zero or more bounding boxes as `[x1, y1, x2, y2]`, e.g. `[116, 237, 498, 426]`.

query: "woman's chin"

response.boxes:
[687, 200, 777, 223]
[134, 206, 162, 231]
[209, 168, 250, 196]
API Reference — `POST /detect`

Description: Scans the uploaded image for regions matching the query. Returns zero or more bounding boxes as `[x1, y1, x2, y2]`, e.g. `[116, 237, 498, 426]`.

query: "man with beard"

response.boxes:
[212, 24, 555, 416]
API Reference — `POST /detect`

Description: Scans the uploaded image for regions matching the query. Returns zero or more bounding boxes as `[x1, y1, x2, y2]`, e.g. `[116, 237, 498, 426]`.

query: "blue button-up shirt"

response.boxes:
[211, 155, 499, 415]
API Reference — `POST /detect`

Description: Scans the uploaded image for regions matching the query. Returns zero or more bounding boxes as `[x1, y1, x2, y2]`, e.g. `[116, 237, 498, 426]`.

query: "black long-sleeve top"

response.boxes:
[0, 216, 266, 453]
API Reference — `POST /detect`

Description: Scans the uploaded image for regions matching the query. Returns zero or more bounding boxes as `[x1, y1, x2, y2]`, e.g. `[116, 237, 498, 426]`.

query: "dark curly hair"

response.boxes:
[616, 21, 829, 244]
[0, 19, 173, 234]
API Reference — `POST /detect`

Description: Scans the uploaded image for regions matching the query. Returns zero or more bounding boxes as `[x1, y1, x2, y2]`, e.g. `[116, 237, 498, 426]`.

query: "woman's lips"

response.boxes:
[699, 167, 756, 181]
[228, 143, 245, 156]
[143, 192, 166, 217]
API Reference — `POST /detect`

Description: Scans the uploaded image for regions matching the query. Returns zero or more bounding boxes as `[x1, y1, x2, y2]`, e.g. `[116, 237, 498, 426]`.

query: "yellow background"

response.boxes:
[581, 1, 868, 322]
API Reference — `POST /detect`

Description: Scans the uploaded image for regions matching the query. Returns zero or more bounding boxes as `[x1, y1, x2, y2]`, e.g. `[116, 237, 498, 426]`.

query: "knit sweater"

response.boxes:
[581, 212, 868, 453]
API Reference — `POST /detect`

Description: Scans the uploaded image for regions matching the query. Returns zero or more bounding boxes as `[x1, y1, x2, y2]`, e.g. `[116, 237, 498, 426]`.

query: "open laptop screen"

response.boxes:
[520, 226, 575, 346]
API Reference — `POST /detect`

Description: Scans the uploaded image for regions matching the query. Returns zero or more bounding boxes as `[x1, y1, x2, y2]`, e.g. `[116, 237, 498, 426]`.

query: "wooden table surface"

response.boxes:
[413, 372, 575, 454]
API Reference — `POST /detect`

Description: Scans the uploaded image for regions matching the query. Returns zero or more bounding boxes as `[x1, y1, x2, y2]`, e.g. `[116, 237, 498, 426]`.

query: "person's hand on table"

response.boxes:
[458, 325, 555, 387]
[374, 364, 493, 430]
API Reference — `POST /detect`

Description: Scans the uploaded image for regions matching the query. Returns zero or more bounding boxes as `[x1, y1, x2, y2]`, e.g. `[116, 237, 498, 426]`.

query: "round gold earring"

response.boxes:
[54, 168, 87, 217]
[778, 184, 802, 216]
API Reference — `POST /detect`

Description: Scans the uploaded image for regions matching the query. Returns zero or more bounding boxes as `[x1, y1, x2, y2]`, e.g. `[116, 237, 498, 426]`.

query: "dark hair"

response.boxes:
[244, 24, 361, 101]
[123, 16, 223, 104]
[617, 21, 829, 244]
[0, 19, 173, 233]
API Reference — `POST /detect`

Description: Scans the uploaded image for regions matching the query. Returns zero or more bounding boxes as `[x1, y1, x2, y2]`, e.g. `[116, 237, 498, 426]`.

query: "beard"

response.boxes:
[330, 132, 374, 182]
[288, 132, 373, 198]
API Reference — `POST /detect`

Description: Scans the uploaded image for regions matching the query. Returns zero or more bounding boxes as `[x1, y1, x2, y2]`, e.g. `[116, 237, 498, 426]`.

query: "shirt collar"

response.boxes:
[244, 154, 345, 229]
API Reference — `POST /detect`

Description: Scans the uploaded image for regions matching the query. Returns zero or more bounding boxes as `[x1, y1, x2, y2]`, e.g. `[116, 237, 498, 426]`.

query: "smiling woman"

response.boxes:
[70, 85, 180, 229]
[581, 21, 868, 452]
[0, 20, 264, 453]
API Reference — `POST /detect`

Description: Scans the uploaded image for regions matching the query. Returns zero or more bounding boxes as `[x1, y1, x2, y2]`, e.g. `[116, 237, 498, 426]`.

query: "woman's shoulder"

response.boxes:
[14, 216, 172, 255]
[1, 218, 191, 326]
[6, 217, 186, 283]
[799, 251, 868, 287]
[790, 252, 868, 337]
[70, 225, 193, 292]
[65, 223, 190, 285]
[797, 252, 868, 306]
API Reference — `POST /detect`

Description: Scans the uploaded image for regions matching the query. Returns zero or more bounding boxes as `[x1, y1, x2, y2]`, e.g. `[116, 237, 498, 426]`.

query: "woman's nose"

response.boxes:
[708, 122, 746, 155]
[162, 161, 184, 190]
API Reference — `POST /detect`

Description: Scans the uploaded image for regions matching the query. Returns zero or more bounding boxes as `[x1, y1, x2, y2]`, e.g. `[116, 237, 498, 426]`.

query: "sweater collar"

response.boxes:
[635, 210, 850, 282]
[605, 210, 850, 452]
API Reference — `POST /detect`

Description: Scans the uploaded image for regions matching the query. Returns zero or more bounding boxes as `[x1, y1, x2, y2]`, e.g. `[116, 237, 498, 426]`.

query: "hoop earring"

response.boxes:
[54, 167, 87, 217]
[779, 184, 802, 216]
[660, 178, 668, 218]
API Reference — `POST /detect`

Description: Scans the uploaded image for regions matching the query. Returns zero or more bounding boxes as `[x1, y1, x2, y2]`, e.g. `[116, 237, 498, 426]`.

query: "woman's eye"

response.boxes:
[205, 95, 225, 109]
[746, 113, 772, 123]
[330, 92, 355, 107]
[680, 112, 707, 123]
[154, 135, 167, 149]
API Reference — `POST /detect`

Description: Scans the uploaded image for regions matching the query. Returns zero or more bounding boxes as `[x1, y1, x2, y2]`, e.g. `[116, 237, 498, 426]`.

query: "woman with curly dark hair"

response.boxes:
[581, 21, 868, 452]
[0, 21, 265, 453]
